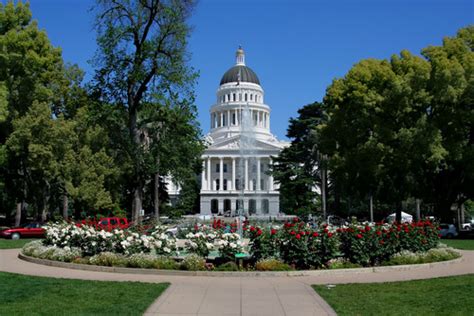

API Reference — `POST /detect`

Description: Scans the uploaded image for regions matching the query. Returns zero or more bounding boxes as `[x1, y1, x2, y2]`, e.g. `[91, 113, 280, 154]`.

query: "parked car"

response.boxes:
[439, 224, 458, 239]
[0, 222, 45, 240]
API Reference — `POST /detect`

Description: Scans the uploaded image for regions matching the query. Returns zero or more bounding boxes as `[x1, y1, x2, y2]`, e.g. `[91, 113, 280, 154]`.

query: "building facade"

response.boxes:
[200, 47, 287, 216]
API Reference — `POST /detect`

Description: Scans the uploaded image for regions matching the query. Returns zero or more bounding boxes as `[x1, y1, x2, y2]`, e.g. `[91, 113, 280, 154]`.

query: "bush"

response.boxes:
[327, 258, 362, 269]
[214, 261, 239, 271]
[215, 233, 243, 261]
[89, 252, 128, 267]
[383, 247, 460, 266]
[255, 258, 292, 271]
[22, 240, 45, 256]
[49, 247, 82, 262]
[180, 254, 206, 271]
[154, 257, 179, 270]
[184, 231, 216, 257]
[248, 227, 279, 261]
[127, 253, 157, 269]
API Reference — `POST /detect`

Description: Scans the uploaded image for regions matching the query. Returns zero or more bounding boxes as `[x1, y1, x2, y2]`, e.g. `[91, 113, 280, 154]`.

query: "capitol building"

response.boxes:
[199, 47, 288, 216]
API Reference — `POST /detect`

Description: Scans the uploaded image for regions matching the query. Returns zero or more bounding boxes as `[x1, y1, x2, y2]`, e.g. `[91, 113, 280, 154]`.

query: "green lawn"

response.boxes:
[0, 238, 38, 249]
[442, 239, 474, 250]
[313, 274, 474, 316]
[0, 272, 169, 315]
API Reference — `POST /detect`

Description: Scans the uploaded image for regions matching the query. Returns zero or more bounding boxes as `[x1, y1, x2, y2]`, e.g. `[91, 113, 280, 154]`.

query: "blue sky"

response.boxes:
[22, 0, 474, 139]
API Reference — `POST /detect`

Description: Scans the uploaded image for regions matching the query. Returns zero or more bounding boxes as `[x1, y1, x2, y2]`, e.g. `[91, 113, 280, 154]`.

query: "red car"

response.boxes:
[0, 222, 45, 239]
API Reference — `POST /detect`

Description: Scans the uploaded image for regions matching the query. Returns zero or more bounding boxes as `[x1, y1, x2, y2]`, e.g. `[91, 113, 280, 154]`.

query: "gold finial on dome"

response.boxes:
[236, 45, 245, 66]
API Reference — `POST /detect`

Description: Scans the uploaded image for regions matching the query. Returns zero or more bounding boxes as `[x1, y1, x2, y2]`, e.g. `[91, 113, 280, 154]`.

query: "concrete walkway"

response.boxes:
[1, 249, 474, 316]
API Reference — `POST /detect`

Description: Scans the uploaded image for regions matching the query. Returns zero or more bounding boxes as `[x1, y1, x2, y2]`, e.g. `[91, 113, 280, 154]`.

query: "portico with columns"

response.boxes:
[200, 47, 287, 216]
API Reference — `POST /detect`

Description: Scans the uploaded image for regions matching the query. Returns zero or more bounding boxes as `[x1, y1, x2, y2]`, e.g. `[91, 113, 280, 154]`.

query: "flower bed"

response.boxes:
[21, 219, 458, 272]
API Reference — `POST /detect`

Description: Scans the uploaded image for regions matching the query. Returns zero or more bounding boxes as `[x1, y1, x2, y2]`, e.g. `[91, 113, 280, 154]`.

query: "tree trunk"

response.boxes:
[369, 194, 374, 222]
[129, 105, 144, 224]
[395, 202, 402, 223]
[415, 199, 421, 221]
[154, 172, 160, 219]
[62, 194, 69, 220]
[321, 164, 327, 220]
[15, 202, 21, 227]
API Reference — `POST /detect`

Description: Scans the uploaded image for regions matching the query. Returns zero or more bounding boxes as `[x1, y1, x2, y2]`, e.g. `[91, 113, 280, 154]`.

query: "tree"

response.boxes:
[92, 0, 197, 221]
[272, 102, 326, 216]
[0, 1, 68, 225]
[421, 26, 474, 221]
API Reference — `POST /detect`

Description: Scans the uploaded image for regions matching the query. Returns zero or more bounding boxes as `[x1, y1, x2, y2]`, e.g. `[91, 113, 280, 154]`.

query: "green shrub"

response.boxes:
[127, 253, 157, 269]
[153, 257, 179, 270]
[22, 240, 44, 256]
[327, 258, 363, 269]
[383, 247, 460, 266]
[255, 258, 292, 271]
[180, 254, 206, 271]
[89, 252, 128, 267]
[49, 247, 82, 262]
[72, 257, 90, 265]
[215, 261, 239, 271]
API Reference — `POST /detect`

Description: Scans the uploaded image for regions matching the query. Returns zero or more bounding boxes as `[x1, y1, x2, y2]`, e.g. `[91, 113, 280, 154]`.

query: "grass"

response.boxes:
[313, 274, 474, 316]
[0, 272, 169, 315]
[0, 238, 38, 249]
[442, 239, 474, 250]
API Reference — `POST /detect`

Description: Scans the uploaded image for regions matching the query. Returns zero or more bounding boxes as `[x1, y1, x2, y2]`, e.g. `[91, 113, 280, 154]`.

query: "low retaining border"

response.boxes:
[18, 252, 464, 277]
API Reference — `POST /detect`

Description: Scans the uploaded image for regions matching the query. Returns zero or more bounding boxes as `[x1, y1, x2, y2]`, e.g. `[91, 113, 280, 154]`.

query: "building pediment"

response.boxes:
[206, 135, 286, 152]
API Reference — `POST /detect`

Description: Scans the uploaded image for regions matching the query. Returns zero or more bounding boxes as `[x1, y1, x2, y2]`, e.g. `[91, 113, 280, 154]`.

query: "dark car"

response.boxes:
[0, 222, 45, 240]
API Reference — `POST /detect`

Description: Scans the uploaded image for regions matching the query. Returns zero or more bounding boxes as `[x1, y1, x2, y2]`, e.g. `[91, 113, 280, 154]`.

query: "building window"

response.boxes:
[223, 179, 227, 191]
[260, 162, 264, 172]
[211, 199, 219, 214]
[216, 179, 220, 191]
[223, 113, 226, 126]
[223, 163, 227, 173]
[232, 113, 236, 125]
[249, 199, 256, 214]
[236, 199, 243, 210]
[252, 179, 257, 191]
[262, 199, 269, 214]
[245, 93, 248, 101]
[216, 163, 219, 173]
[233, 93, 236, 101]
[250, 94, 253, 101]
[260, 179, 265, 190]
[235, 179, 240, 190]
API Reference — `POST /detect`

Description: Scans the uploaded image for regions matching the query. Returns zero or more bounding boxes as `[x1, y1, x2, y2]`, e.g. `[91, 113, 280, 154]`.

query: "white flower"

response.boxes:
[163, 247, 170, 253]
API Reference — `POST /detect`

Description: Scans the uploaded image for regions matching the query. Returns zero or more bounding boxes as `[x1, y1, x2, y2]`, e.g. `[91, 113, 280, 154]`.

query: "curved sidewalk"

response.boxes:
[1, 249, 474, 316]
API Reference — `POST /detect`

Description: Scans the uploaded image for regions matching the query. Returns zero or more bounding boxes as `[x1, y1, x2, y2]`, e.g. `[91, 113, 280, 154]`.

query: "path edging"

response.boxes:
[18, 252, 463, 277]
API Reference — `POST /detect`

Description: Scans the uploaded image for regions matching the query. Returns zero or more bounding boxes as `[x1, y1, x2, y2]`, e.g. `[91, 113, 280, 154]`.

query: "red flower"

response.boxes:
[376, 231, 382, 236]
[257, 230, 262, 236]
[313, 232, 319, 237]
[365, 225, 371, 232]
[250, 226, 256, 232]
[379, 240, 385, 245]
[324, 228, 329, 233]
[327, 232, 333, 238]
[271, 229, 277, 235]
[293, 217, 299, 223]
[356, 234, 363, 239]
[290, 231, 296, 235]
[404, 228, 409, 233]
[296, 234, 301, 239]
[438, 233, 442, 237]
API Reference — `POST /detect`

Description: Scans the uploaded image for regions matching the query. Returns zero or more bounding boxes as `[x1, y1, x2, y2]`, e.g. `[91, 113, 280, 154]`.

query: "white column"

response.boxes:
[227, 110, 230, 127]
[219, 158, 223, 192]
[232, 158, 236, 191]
[219, 112, 223, 127]
[269, 158, 274, 191]
[257, 157, 261, 191]
[235, 109, 238, 125]
[201, 160, 206, 190]
[207, 157, 211, 190]
[244, 158, 249, 191]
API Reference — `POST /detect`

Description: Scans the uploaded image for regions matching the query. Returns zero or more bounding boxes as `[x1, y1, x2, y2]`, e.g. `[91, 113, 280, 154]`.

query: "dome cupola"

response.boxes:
[219, 46, 260, 85]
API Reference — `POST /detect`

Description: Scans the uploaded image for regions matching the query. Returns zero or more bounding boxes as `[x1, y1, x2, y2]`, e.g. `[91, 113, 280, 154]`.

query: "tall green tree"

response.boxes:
[92, 0, 198, 221]
[272, 102, 326, 216]
[0, 1, 68, 225]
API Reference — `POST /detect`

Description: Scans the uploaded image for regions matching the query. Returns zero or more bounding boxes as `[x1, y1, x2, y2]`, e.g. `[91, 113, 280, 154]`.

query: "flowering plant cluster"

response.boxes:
[185, 231, 217, 257]
[249, 218, 339, 269]
[338, 220, 440, 266]
[43, 222, 175, 256]
[249, 218, 440, 269]
[215, 232, 243, 261]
